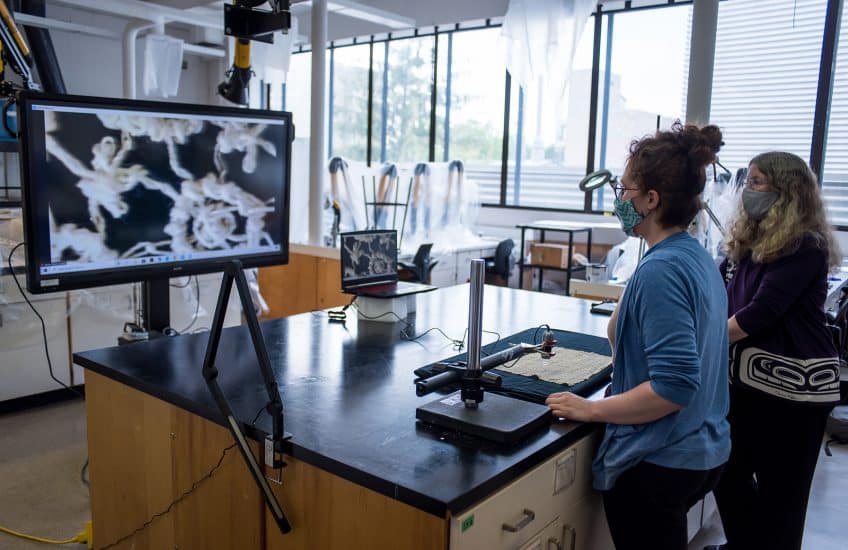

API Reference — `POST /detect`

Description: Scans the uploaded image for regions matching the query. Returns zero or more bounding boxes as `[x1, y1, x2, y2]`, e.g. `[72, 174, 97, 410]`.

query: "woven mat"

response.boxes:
[498, 346, 612, 386]
[413, 328, 612, 403]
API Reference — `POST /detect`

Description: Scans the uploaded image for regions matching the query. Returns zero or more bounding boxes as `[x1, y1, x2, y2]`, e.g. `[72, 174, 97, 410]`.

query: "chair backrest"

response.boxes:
[493, 239, 515, 278]
[413, 243, 434, 267]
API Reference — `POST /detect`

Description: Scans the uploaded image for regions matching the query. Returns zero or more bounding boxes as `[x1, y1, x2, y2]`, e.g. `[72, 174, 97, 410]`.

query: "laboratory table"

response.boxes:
[75, 284, 613, 549]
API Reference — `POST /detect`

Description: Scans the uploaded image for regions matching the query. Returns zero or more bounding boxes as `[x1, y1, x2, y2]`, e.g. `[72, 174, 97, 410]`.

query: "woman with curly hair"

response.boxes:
[547, 121, 730, 550]
[709, 152, 842, 550]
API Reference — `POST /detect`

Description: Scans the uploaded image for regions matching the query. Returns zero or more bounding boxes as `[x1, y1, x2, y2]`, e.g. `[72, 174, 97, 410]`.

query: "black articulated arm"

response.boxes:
[219, 1, 292, 104]
[202, 260, 292, 534]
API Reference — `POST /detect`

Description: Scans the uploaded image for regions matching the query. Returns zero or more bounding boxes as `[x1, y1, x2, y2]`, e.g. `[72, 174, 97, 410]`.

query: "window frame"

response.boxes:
[290, 0, 844, 227]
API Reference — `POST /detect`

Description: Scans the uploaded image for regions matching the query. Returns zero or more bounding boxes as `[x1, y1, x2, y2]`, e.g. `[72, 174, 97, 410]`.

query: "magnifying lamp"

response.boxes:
[578, 169, 617, 192]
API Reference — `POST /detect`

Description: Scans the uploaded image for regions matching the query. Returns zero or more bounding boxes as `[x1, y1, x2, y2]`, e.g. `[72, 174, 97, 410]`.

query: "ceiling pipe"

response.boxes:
[13, 12, 119, 39]
[123, 18, 158, 99]
[52, 0, 219, 30]
[15, 12, 224, 59]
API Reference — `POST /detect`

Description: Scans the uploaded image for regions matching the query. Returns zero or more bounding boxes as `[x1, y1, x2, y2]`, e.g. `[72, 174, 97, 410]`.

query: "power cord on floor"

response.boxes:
[0, 521, 92, 547]
[97, 443, 237, 550]
[80, 458, 90, 489]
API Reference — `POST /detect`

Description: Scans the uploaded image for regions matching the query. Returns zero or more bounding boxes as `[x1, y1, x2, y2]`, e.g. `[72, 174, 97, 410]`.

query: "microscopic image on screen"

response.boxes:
[42, 108, 286, 265]
[341, 232, 397, 282]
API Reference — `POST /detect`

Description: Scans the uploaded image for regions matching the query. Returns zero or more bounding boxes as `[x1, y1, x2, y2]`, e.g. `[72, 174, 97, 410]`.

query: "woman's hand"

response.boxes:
[545, 392, 597, 422]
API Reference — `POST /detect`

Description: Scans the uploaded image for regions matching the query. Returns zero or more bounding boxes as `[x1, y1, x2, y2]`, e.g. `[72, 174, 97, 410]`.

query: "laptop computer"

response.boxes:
[340, 230, 436, 298]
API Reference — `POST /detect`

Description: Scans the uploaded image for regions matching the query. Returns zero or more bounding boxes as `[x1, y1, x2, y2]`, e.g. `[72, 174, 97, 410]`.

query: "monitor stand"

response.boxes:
[416, 392, 550, 443]
[142, 277, 170, 334]
[118, 277, 171, 345]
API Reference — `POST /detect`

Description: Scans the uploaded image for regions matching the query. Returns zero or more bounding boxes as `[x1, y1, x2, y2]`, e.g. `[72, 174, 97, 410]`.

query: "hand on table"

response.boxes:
[545, 392, 596, 422]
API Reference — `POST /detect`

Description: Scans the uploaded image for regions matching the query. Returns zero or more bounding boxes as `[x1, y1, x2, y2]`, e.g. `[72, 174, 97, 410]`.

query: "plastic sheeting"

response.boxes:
[689, 164, 744, 260]
[251, 17, 298, 77]
[142, 34, 184, 98]
[499, 0, 596, 102]
[322, 158, 485, 255]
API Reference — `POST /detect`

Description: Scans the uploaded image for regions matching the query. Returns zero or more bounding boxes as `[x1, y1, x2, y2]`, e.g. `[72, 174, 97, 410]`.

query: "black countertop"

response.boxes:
[75, 285, 610, 517]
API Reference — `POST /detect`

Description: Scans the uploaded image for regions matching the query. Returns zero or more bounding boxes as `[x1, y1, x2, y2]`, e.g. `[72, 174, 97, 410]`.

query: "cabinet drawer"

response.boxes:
[450, 432, 598, 550]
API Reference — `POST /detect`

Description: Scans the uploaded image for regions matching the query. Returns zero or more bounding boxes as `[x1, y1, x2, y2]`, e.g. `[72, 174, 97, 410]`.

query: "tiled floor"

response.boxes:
[0, 399, 846, 549]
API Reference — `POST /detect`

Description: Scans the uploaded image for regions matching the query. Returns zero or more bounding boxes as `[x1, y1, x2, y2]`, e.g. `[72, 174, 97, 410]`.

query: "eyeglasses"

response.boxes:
[611, 183, 640, 199]
[744, 178, 768, 188]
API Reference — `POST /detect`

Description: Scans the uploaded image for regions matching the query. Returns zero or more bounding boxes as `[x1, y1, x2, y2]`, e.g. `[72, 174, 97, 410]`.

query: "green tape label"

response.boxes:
[461, 514, 475, 533]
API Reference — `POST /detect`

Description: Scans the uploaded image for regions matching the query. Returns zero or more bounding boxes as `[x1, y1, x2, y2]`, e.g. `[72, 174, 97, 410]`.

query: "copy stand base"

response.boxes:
[416, 392, 550, 443]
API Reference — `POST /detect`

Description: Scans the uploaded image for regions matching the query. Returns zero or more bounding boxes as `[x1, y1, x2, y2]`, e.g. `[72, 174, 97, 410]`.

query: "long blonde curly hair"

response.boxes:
[725, 151, 841, 268]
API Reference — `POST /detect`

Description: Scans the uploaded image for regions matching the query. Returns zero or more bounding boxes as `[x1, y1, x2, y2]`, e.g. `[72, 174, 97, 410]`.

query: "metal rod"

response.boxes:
[467, 259, 485, 375]
[703, 202, 725, 236]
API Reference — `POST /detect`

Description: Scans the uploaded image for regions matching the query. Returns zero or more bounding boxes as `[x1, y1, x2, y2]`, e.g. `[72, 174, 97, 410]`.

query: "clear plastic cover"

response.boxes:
[323, 158, 485, 254]
[143, 34, 184, 98]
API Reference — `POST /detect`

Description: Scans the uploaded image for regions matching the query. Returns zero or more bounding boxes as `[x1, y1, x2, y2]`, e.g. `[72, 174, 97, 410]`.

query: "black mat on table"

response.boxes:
[413, 328, 613, 404]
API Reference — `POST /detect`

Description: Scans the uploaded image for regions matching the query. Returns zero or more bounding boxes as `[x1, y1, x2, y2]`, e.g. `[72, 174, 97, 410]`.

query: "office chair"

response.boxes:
[398, 243, 438, 284]
[485, 239, 515, 287]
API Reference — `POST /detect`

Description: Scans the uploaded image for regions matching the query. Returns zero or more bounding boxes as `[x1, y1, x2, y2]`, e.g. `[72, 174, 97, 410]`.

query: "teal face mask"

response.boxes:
[613, 197, 644, 237]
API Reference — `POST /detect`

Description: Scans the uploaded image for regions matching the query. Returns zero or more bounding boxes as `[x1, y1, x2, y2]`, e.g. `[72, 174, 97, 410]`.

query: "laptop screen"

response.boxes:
[340, 230, 398, 289]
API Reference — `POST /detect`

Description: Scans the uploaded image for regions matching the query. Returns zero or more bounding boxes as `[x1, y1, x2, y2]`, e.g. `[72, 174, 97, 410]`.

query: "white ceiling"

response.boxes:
[143, 0, 509, 43]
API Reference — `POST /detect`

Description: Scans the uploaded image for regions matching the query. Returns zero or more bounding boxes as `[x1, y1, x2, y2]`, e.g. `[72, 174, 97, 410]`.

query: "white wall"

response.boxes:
[43, 3, 215, 104]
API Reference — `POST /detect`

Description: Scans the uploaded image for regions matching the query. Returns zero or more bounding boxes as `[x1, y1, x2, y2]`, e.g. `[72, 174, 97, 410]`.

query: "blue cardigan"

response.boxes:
[592, 232, 731, 491]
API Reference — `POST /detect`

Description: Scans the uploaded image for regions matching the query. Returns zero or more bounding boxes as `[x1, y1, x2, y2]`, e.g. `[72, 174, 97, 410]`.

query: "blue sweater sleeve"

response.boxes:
[631, 259, 701, 407]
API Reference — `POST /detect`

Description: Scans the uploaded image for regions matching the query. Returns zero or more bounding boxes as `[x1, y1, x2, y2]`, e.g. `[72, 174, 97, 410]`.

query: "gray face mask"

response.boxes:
[742, 188, 778, 221]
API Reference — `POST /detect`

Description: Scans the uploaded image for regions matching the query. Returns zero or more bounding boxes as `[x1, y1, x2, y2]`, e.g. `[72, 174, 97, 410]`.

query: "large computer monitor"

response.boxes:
[18, 93, 293, 294]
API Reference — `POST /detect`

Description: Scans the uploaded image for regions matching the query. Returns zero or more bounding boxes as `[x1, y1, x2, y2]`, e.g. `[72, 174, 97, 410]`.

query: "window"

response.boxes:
[436, 28, 506, 205]
[383, 36, 434, 164]
[823, 5, 848, 228]
[285, 52, 313, 138]
[711, 0, 827, 175]
[329, 44, 371, 162]
[504, 19, 595, 210]
[592, 6, 693, 211]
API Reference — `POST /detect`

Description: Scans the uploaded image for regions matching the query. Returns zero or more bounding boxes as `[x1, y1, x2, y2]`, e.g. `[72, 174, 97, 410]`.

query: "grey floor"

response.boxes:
[0, 399, 846, 549]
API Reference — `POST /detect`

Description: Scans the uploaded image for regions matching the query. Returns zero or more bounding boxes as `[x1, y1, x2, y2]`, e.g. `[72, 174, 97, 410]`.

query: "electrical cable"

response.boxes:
[533, 324, 551, 345]
[80, 457, 89, 489]
[169, 276, 192, 288]
[344, 298, 501, 352]
[0, 525, 88, 546]
[98, 443, 238, 550]
[178, 275, 201, 334]
[327, 295, 357, 322]
[7, 243, 83, 399]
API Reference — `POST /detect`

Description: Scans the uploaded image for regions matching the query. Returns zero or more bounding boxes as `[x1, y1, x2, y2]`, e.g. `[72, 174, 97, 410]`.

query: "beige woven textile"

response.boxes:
[499, 346, 611, 386]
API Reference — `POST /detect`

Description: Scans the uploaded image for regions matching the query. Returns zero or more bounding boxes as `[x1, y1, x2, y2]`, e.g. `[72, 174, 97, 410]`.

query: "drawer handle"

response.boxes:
[563, 524, 577, 550]
[501, 509, 535, 533]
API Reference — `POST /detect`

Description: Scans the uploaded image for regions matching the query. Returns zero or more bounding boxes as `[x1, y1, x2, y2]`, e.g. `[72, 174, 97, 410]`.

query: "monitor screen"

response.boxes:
[19, 93, 292, 293]
[340, 230, 398, 289]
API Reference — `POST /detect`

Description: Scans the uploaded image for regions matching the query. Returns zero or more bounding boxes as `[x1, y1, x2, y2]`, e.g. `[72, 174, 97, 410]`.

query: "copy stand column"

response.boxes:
[415, 260, 551, 443]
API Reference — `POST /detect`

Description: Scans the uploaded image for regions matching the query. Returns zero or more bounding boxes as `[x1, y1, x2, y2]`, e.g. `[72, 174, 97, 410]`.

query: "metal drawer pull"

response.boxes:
[563, 525, 577, 550]
[548, 537, 562, 550]
[501, 509, 535, 532]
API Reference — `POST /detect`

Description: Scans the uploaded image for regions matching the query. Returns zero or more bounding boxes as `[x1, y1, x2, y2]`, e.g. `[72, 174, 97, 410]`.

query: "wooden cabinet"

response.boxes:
[258, 250, 349, 319]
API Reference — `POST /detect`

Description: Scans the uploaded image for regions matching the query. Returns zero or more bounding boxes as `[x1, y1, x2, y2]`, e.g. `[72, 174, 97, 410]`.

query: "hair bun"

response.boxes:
[699, 125, 723, 153]
[683, 123, 723, 166]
